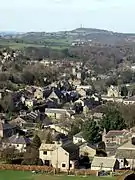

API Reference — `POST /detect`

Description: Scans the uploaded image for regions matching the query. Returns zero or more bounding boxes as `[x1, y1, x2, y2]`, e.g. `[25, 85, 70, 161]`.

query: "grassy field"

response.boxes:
[0, 42, 46, 49]
[0, 37, 71, 50]
[0, 42, 69, 50]
[0, 170, 117, 180]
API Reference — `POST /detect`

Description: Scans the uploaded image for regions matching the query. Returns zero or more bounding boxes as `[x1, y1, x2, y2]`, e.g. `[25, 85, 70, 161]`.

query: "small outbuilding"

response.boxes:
[91, 157, 119, 171]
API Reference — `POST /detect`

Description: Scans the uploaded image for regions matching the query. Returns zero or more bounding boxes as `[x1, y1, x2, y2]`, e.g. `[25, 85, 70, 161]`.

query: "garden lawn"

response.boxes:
[0, 170, 117, 180]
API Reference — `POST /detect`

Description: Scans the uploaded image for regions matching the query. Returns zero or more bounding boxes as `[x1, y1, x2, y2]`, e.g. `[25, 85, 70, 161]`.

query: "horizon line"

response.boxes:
[0, 27, 135, 34]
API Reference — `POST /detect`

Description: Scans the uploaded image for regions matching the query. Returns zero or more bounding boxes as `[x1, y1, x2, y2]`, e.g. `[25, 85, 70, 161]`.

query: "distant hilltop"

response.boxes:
[1, 27, 135, 35]
[1, 27, 135, 45]
[0, 31, 23, 37]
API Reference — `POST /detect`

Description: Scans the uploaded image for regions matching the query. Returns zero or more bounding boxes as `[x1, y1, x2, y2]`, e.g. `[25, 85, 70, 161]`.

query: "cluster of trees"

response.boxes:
[23, 47, 76, 60]
[22, 135, 42, 165]
[83, 120, 101, 144]
[100, 104, 127, 132]
[1, 43, 135, 85]
[106, 70, 135, 87]
[1, 135, 43, 165]
[95, 102, 135, 128]
[82, 103, 127, 144]
[0, 62, 59, 90]
[70, 45, 133, 74]
[1, 147, 23, 164]
[119, 104, 135, 128]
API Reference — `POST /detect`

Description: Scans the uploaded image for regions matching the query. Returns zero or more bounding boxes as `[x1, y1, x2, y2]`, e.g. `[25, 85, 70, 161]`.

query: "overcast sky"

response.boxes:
[0, 0, 134, 32]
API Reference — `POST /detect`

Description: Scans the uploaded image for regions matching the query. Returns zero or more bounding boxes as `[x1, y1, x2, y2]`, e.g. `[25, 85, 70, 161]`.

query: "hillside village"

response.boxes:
[1, 46, 135, 178]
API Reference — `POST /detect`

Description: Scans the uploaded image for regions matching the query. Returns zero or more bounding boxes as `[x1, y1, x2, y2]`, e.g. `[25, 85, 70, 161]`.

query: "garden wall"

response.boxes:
[0, 164, 98, 175]
[0, 164, 53, 172]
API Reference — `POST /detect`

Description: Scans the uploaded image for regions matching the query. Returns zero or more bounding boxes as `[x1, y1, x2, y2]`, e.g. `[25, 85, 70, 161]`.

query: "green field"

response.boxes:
[0, 42, 69, 50]
[0, 170, 117, 180]
[0, 42, 46, 49]
[0, 37, 72, 50]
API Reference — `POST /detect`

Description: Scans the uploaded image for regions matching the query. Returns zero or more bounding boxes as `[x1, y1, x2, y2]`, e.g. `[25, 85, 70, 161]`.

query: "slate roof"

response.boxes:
[46, 88, 63, 100]
[45, 108, 75, 115]
[115, 141, 135, 159]
[91, 157, 117, 168]
[116, 149, 135, 159]
[106, 144, 120, 156]
[62, 141, 79, 153]
[0, 121, 16, 130]
[45, 99, 58, 108]
[74, 132, 84, 138]
[105, 130, 128, 138]
[45, 108, 67, 115]
[39, 143, 57, 151]
[43, 88, 52, 99]
[79, 142, 96, 150]
[27, 111, 38, 120]
[42, 115, 52, 126]
[83, 98, 93, 109]
[9, 117, 27, 126]
[50, 122, 71, 131]
[8, 134, 30, 145]
[118, 141, 135, 150]
[52, 133, 68, 142]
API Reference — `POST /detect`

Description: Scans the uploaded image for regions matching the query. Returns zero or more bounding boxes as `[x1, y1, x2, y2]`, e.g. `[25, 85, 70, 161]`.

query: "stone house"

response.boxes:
[39, 141, 79, 171]
[39, 143, 58, 166]
[49, 124, 69, 136]
[101, 96, 123, 103]
[115, 139, 135, 169]
[69, 79, 81, 86]
[107, 85, 121, 97]
[77, 89, 86, 97]
[78, 143, 96, 158]
[74, 99, 85, 107]
[9, 116, 27, 128]
[3, 134, 30, 152]
[73, 132, 86, 144]
[76, 72, 81, 80]
[91, 157, 119, 171]
[34, 88, 44, 100]
[72, 67, 77, 76]
[76, 85, 91, 92]
[45, 108, 75, 120]
[102, 129, 130, 146]
[0, 120, 17, 138]
[25, 99, 34, 109]
[47, 90, 61, 104]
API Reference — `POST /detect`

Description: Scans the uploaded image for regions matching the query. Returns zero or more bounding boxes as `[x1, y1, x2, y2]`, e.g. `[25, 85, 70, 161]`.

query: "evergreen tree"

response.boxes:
[46, 132, 53, 144]
[101, 105, 127, 132]
[83, 119, 101, 144]
[32, 135, 41, 149]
